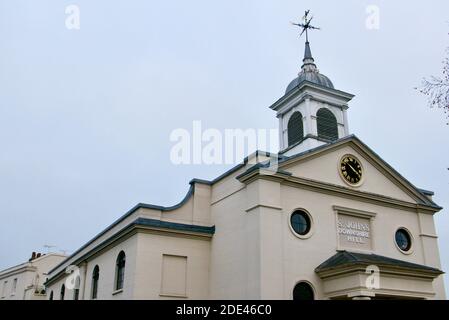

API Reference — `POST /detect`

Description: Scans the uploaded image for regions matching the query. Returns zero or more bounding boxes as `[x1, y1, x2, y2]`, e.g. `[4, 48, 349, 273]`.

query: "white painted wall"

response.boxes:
[42, 140, 446, 300]
[0, 253, 66, 300]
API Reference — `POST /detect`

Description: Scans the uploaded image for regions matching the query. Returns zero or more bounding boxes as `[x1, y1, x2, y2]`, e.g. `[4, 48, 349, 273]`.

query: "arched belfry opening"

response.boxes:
[288, 111, 304, 146]
[317, 108, 338, 141]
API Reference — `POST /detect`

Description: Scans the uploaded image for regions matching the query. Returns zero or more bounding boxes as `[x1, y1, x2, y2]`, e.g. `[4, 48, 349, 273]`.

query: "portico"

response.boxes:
[315, 251, 443, 300]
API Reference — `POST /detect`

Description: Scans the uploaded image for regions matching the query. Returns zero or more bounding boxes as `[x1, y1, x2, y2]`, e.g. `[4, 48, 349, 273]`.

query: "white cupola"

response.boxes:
[269, 40, 355, 157]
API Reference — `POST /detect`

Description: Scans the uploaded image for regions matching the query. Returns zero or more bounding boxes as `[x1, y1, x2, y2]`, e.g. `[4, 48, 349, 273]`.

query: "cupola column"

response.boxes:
[304, 97, 313, 136]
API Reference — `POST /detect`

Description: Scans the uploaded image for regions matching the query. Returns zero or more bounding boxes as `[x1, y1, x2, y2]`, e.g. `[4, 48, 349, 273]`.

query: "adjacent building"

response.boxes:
[0, 252, 66, 300]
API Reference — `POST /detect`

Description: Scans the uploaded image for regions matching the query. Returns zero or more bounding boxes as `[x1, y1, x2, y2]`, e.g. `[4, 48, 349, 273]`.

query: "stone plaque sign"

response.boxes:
[337, 214, 372, 250]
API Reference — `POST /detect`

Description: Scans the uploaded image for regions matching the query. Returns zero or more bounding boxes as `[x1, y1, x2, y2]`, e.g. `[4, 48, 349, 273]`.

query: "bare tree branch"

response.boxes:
[417, 48, 449, 124]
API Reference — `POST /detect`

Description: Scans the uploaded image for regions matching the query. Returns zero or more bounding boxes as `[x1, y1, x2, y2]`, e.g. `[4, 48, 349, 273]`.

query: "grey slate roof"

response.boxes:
[46, 217, 215, 280]
[133, 217, 215, 235]
[286, 72, 334, 93]
[315, 251, 443, 274]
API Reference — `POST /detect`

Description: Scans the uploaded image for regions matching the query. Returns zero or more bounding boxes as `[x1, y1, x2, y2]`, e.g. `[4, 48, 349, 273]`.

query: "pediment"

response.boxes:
[278, 136, 435, 207]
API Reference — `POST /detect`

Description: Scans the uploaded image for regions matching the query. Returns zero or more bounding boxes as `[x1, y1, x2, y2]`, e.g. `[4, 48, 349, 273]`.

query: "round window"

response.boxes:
[290, 211, 311, 236]
[395, 229, 412, 252]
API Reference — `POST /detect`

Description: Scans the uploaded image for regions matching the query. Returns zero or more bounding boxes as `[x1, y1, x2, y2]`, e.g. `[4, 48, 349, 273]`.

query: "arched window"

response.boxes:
[115, 251, 126, 291]
[49, 290, 53, 300]
[287, 111, 304, 146]
[73, 288, 79, 300]
[316, 108, 338, 141]
[91, 265, 100, 299]
[293, 282, 314, 300]
[60, 284, 65, 300]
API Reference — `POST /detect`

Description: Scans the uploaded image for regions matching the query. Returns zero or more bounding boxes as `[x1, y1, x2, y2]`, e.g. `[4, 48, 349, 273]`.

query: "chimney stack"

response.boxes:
[29, 252, 36, 261]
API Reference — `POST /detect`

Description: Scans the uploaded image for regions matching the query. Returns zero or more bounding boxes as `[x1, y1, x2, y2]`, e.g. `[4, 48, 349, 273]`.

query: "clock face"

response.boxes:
[340, 156, 363, 185]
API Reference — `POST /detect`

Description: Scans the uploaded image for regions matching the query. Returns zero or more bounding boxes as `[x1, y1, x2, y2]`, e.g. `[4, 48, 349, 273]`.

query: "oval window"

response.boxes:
[290, 211, 311, 236]
[395, 229, 412, 252]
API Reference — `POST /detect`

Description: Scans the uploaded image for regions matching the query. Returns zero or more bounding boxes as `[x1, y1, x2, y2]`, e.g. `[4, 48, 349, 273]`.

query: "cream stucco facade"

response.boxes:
[42, 136, 446, 300]
[43, 39, 446, 301]
[0, 253, 66, 300]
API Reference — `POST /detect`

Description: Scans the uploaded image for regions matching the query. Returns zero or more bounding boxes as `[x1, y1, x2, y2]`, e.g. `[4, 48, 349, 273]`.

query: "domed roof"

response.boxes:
[286, 71, 334, 93]
[285, 41, 335, 94]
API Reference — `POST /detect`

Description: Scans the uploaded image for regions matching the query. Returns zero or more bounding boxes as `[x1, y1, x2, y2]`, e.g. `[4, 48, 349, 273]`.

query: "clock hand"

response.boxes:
[347, 163, 361, 178]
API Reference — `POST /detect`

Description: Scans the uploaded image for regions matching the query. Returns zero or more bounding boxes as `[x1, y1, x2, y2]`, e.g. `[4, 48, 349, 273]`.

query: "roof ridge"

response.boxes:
[316, 250, 443, 275]
[343, 250, 360, 262]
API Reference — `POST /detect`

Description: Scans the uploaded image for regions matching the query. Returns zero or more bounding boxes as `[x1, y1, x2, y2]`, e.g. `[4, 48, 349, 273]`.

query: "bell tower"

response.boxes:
[269, 11, 354, 157]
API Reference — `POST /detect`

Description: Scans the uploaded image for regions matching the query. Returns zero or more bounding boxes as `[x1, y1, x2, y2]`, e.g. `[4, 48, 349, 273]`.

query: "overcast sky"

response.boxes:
[1, 0, 448, 295]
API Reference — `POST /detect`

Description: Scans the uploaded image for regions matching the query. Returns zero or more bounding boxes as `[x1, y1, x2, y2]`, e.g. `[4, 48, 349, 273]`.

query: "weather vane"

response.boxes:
[291, 10, 320, 43]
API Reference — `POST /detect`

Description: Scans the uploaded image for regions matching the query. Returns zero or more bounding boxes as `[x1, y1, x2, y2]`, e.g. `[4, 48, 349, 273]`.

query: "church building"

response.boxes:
[44, 20, 446, 300]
